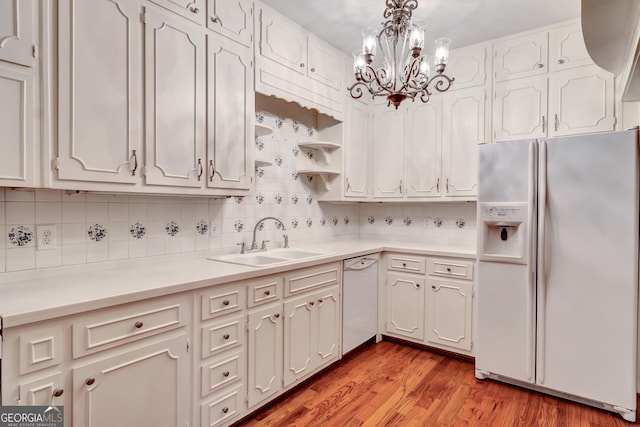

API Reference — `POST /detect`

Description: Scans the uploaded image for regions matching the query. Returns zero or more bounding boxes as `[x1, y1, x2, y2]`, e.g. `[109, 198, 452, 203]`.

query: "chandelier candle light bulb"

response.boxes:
[347, 0, 455, 109]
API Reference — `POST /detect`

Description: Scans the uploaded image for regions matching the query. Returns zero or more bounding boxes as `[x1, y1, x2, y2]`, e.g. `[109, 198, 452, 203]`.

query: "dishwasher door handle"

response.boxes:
[345, 258, 378, 270]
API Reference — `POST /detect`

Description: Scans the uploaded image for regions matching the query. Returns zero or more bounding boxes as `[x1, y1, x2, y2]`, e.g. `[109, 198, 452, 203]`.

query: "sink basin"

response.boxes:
[208, 249, 324, 267]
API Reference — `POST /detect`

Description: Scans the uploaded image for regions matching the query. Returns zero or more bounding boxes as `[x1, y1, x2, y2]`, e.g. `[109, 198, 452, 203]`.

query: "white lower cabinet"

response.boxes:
[382, 253, 476, 357]
[72, 334, 190, 427]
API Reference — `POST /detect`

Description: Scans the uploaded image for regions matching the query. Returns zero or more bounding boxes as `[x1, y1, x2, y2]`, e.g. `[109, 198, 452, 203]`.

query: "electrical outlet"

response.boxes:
[37, 224, 57, 250]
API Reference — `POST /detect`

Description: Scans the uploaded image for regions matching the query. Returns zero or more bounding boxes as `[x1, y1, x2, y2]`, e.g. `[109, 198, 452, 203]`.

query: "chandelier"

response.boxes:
[347, 0, 454, 109]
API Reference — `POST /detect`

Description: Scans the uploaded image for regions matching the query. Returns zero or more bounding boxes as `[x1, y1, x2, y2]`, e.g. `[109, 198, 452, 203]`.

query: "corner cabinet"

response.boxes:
[52, 0, 254, 196]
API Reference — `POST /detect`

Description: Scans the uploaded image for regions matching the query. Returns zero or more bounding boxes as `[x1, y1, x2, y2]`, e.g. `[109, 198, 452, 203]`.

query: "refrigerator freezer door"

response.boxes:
[476, 139, 537, 383]
[537, 131, 639, 410]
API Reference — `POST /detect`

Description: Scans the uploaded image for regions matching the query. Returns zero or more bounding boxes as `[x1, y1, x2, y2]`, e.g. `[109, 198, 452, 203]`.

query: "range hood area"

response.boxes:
[582, 0, 640, 100]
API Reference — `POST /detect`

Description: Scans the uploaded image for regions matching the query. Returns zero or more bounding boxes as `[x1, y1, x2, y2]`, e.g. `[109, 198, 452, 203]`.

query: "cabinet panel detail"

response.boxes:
[18, 373, 65, 406]
[201, 386, 243, 427]
[201, 284, 245, 320]
[207, 0, 253, 47]
[19, 325, 64, 374]
[201, 352, 244, 398]
[0, 0, 34, 66]
[201, 317, 244, 358]
[284, 263, 340, 297]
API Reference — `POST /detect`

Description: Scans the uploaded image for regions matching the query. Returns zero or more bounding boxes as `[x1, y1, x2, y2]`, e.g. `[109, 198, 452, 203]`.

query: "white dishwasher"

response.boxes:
[342, 253, 379, 355]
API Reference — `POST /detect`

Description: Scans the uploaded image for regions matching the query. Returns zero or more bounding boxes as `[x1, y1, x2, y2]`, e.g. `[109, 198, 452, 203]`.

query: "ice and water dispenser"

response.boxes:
[478, 202, 529, 264]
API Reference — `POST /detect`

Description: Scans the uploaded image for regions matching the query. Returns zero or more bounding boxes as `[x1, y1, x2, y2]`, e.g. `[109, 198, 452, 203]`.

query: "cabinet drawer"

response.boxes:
[72, 295, 188, 358]
[200, 282, 246, 320]
[248, 274, 283, 307]
[202, 316, 244, 359]
[284, 262, 341, 297]
[428, 258, 474, 280]
[387, 254, 426, 274]
[201, 351, 244, 398]
[17, 324, 65, 374]
[201, 386, 243, 427]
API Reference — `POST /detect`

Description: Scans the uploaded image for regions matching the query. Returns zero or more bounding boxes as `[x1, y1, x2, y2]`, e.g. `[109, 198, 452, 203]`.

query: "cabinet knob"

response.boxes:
[535, 63, 544, 69]
[274, 313, 280, 319]
[189, 6, 199, 13]
[310, 67, 316, 72]
[223, 333, 230, 340]
[318, 299, 323, 304]
[432, 284, 436, 289]
[52, 388, 64, 397]
[416, 284, 420, 288]
[309, 301, 315, 306]
[222, 299, 230, 306]
[222, 371, 230, 377]
[557, 59, 565, 64]
[264, 290, 271, 296]
[299, 63, 305, 68]
[222, 407, 229, 414]
[210, 15, 220, 23]
[446, 267, 451, 272]
[134, 321, 144, 329]
[85, 377, 96, 386]
[402, 262, 407, 267]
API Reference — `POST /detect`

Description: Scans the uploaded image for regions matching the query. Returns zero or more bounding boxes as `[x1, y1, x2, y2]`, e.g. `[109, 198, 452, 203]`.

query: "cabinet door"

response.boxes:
[283, 294, 314, 387]
[493, 76, 548, 142]
[207, 0, 253, 47]
[207, 34, 253, 190]
[314, 286, 340, 366]
[0, 0, 33, 66]
[148, 0, 205, 25]
[307, 33, 342, 90]
[494, 32, 548, 82]
[247, 304, 283, 408]
[549, 23, 592, 72]
[144, 8, 206, 188]
[259, 6, 306, 76]
[371, 104, 404, 199]
[72, 334, 190, 427]
[344, 99, 369, 198]
[57, 0, 140, 184]
[405, 97, 442, 198]
[447, 44, 488, 90]
[426, 278, 473, 352]
[386, 273, 425, 341]
[18, 373, 65, 406]
[0, 66, 34, 186]
[441, 86, 485, 197]
[549, 65, 616, 137]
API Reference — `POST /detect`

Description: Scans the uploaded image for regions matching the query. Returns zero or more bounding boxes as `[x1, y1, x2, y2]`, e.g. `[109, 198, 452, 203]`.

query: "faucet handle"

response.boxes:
[236, 242, 246, 254]
[283, 234, 289, 248]
[261, 240, 270, 250]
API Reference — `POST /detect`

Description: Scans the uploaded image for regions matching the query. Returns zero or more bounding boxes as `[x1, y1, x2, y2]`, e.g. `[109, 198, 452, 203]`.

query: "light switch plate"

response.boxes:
[37, 224, 57, 250]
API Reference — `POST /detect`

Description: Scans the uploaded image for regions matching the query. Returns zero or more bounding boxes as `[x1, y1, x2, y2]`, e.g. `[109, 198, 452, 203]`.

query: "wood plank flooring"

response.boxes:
[235, 340, 636, 427]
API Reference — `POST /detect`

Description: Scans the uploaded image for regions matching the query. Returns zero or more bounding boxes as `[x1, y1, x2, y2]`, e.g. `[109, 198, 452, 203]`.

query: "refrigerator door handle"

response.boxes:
[525, 140, 537, 382]
[537, 139, 548, 385]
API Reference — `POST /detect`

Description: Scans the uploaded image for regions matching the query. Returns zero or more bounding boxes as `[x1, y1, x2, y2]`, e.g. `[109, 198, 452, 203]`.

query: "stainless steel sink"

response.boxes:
[208, 249, 324, 267]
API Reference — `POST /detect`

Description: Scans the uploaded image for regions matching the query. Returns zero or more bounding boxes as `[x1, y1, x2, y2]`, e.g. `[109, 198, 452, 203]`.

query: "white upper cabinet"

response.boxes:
[207, 0, 253, 47]
[549, 22, 592, 72]
[0, 0, 34, 66]
[0, 65, 34, 186]
[405, 98, 442, 198]
[207, 33, 253, 190]
[144, 7, 206, 188]
[343, 99, 369, 199]
[57, 0, 140, 185]
[307, 33, 342, 90]
[494, 32, 548, 82]
[148, 0, 206, 25]
[441, 86, 486, 198]
[447, 44, 489, 90]
[549, 65, 615, 136]
[259, 6, 307, 76]
[371, 103, 404, 199]
[494, 76, 548, 141]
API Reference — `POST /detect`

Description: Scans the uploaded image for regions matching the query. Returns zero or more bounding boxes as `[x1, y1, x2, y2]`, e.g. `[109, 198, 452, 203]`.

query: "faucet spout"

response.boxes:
[251, 217, 287, 251]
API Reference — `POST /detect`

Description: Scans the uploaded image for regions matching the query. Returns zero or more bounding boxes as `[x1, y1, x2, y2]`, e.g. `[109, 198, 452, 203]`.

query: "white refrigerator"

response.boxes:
[475, 130, 639, 422]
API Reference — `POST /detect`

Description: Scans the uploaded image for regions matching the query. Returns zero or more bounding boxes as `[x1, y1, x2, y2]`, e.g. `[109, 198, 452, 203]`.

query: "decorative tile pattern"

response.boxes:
[291, 194, 299, 205]
[8, 225, 33, 247]
[88, 224, 107, 242]
[274, 193, 283, 205]
[275, 154, 283, 166]
[306, 218, 313, 228]
[275, 117, 284, 128]
[404, 217, 412, 227]
[320, 217, 327, 227]
[434, 217, 444, 228]
[292, 122, 299, 133]
[130, 222, 146, 239]
[257, 168, 265, 178]
[332, 216, 339, 226]
[385, 216, 393, 225]
[367, 216, 375, 224]
[292, 171, 299, 181]
[255, 112, 265, 123]
[344, 216, 350, 225]
[256, 139, 265, 150]
[234, 220, 244, 232]
[291, 218, 299, 229]
[456, 218, 466, 229]
[196, 220, 209, 235]
[165, 221, 180, 236]
[292, 146, 299, 157]
[234, 197, 244, 204]
[306, 194, 313, 205]
[257, 222, 264, 231]
[256, 192, 265, 204]
[307, 126, 315, 137]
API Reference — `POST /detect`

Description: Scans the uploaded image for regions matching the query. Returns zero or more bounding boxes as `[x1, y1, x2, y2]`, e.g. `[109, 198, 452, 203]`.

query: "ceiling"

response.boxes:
[260, 0, 581, 55]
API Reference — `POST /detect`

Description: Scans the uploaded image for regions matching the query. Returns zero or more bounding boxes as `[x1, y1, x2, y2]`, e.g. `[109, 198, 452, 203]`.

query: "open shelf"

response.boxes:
[297, 141, 341, 150]
[255, 123, 274, 137]
[297, 169, 340, 192]
[255, 159, 273, 168]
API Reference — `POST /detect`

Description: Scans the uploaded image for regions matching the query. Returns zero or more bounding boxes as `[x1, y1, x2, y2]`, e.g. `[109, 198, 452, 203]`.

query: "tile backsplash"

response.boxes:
[0, 110, 476, 273]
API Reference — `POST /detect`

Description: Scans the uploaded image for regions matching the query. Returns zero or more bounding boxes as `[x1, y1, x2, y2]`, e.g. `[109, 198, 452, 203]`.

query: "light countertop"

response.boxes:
[0, 238, 475, 328]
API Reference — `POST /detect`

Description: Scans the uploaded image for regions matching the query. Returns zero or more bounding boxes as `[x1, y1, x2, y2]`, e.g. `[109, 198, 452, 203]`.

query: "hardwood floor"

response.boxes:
[235, 340, 636, 427]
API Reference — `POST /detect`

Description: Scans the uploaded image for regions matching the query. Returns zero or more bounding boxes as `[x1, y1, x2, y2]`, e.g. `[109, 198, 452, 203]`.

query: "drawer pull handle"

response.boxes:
[223, 371, 230, 377]
[446, 267, 451, 272]
[222, 407, 229, 414]
[557, 59, 565, 64]
[432, 284, 436, 289]
[300, 63, 305, 68]
[189, 6, 199, 13]
[310, 67, 316, 72]
[535, 63, 544, 69]
[52, 388, 64, 397]
[264, 290, 271, 296]
[318, 299, 323, 304]
[222, 299, 230, 306]
[223, 333, 230, 340]
[402, 262, 407, 267]
[85, 377, 95, 386]
[416, 284, 420, 288]
[134, 321, 144, 329]
[309, 301, 314, 306]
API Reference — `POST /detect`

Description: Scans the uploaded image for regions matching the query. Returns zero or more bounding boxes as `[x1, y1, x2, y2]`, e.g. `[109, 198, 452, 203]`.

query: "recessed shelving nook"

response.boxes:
[297, 141, 342, 191]
[255, 123, 274, 169]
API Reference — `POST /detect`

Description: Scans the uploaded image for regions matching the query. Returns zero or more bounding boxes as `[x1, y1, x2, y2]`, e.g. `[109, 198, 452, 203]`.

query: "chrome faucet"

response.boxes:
[251, 217, 288, 251]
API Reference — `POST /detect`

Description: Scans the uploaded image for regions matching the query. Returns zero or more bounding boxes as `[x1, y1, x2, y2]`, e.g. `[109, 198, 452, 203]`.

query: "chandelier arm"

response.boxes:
[428, 74, 455, 93]
[359, 64, 397, 94]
